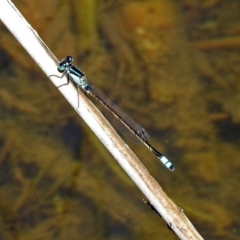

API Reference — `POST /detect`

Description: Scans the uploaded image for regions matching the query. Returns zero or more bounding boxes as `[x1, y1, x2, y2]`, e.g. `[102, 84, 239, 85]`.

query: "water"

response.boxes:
[1, 0, 240, 239]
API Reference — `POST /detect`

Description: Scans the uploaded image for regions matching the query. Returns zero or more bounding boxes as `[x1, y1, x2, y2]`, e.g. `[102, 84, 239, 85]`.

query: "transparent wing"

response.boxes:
[87, 83, 150, 144]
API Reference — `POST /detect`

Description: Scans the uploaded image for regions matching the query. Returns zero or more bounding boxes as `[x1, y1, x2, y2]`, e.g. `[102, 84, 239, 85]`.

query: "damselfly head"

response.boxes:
[58, 56, 74, 72]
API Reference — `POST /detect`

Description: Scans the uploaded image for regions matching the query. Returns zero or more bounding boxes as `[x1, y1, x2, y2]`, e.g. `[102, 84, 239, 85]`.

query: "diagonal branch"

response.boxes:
[0, 0, 203, 239]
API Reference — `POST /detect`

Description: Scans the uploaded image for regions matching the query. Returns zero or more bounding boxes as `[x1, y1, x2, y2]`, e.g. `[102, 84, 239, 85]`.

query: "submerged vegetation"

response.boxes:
[0, 0, 240, 239]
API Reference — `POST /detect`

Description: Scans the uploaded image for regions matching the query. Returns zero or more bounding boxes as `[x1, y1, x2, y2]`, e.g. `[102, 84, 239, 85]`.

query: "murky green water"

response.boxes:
[0, 0, 240, 239]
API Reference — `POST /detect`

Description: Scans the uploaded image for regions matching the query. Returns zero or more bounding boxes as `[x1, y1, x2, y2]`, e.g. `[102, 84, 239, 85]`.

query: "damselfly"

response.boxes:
[54, 56, 174, 171]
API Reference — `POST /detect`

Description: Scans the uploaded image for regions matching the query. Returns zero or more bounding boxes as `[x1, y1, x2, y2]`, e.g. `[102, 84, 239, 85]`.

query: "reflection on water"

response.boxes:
[0, 0, 240, 239]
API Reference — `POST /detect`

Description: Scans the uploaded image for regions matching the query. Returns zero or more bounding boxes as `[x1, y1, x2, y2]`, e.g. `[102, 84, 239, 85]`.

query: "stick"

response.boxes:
[0, 1, 204, 239]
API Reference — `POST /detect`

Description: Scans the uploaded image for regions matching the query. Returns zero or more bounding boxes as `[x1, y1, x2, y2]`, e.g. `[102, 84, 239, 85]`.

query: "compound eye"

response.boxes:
[66, 56, 73, 64]
[58, 62, 66, 72]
